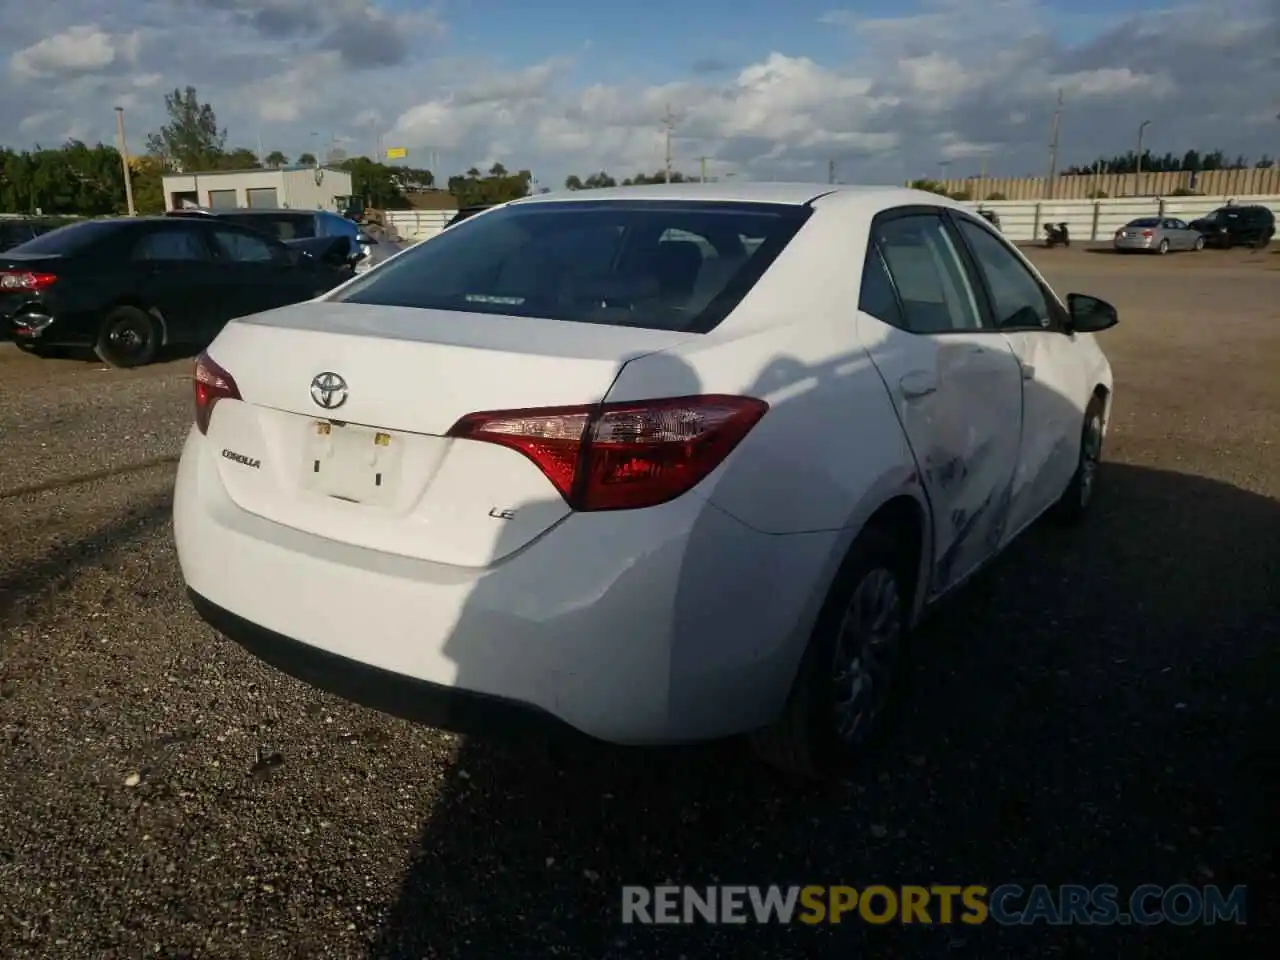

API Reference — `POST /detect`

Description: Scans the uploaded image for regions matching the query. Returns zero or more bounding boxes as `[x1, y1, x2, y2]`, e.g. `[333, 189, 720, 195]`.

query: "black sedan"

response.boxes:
[2, 216, 356, 367]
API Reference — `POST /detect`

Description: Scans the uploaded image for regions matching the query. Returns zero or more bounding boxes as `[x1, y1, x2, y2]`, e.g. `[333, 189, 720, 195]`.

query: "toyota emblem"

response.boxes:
[310, 371, 348, 410]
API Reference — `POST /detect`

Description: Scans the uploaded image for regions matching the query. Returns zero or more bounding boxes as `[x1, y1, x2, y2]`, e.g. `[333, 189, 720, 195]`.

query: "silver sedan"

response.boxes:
[1112, 217, 1205, 254]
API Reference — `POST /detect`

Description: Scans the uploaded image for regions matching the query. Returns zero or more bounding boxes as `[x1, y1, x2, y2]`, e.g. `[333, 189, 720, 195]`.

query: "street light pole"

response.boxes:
[115, 107, 136, 216]
[1135, 120, 1151, 196]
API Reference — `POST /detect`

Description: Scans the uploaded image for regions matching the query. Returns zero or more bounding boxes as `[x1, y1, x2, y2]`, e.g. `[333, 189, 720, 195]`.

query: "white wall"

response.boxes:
[385, 193, 1280, 245]
[161, 168, 354, 211]
[961, 193, 1280, 242]
[282, 168, 354, 212]
[162, 170, 286, 211]
[384, 209, 454, 241]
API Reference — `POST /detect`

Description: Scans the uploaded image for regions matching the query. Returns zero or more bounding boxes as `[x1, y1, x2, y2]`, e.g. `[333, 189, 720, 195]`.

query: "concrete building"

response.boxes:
[161, 165, 355, 212]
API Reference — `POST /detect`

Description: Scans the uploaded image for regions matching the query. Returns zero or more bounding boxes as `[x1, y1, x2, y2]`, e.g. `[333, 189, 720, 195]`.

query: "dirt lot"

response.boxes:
[1, 247, 1276, 958]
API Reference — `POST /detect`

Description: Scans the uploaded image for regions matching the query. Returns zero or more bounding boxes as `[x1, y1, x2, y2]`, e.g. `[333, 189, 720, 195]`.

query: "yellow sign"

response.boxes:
[385, 147, 407, 160]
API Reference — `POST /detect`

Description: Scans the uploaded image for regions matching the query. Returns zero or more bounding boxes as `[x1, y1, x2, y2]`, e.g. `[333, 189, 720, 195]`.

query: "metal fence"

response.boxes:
[382, 194, 1278, 245]
[932, 168, 1280, 201]
[383, 209, 454, 241]
[963, 194, 1279, 243]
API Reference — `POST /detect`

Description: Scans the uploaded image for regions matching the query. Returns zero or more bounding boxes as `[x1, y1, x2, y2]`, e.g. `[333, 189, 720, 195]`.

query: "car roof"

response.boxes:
[187, 207, 317, 216]
[509, 182, 963, 214]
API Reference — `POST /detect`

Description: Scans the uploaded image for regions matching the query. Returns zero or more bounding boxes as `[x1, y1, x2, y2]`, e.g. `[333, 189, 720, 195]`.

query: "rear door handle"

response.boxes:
[1020, 362, 1036, 380]
[899, 372, 937, 399]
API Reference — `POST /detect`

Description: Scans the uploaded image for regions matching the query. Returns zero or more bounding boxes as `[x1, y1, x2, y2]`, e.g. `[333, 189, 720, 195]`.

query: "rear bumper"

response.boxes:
[174, 429, 837, 745]
[188, 589, 583, 740]
[1112, 238, 1156, 251]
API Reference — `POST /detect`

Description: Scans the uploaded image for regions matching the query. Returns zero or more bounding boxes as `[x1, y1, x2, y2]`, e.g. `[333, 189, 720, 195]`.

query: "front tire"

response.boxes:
[95, 306, 159, 368]
[751, 525, 911, 779]
[1051, 398, 1105, 526]
[1193, 235, 1205, 251]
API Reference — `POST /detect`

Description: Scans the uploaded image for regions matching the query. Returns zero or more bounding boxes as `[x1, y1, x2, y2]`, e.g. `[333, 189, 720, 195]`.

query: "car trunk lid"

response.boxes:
[201, 302, 697, 568]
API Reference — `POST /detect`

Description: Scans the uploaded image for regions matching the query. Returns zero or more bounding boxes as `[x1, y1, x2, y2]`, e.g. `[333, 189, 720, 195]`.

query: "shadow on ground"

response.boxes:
[370, 463, 1278, 958]
[0, 491, 173, 628]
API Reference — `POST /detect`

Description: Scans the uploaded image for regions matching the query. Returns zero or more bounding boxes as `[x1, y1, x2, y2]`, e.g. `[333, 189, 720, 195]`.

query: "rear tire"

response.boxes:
[750, 525, 912, 779]
[1050, 398, 1105, 526]
[95, 306, 159, 368]
[1193, 235, 1205, 251]
[1157, 239, 1170, 255]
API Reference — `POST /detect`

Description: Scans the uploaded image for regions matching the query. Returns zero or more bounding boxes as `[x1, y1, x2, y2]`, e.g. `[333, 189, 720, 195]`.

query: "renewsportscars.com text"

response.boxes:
[621, 884, 1248, 926]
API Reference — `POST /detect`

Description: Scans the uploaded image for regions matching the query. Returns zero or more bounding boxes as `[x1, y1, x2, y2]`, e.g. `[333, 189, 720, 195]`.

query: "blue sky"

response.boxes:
[1, 0, 1276, 185]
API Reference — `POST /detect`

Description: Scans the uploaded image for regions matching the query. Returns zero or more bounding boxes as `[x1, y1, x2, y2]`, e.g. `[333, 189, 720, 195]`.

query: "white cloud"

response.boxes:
[9, 26, 138, 80]
[0, 0, 1276, 187]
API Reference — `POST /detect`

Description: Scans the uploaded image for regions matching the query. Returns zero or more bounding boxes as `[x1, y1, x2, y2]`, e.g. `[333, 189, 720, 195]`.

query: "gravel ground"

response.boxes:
[1, 248, 1276, 959]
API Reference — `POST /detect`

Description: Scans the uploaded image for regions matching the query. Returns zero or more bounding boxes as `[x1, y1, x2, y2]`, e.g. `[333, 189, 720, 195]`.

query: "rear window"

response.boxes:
[1127, 219, 1161, 227]
[7, 219, 122, 255]
[334, 200, 811, 333]
[222, 213, 314, 241]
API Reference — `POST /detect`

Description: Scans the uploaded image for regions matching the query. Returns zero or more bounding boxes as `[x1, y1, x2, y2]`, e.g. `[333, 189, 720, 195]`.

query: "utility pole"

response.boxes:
[828, 159, 836, 184]
[1045, 88, 1064, 200]
[698, 156, 709, 182]
[114, 106, 136, 217]
[662, 105, 674, 183]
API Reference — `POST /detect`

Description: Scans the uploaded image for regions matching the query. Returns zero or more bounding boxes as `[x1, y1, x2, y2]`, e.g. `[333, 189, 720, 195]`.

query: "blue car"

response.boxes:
[166, 206, 377, 262]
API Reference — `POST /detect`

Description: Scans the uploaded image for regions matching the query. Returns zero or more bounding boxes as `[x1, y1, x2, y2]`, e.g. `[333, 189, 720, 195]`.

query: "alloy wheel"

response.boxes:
[831, 567, 903, 746]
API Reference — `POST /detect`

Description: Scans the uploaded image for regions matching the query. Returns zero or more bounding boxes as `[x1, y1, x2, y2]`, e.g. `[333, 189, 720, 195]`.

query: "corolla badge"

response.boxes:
[310, 371, 348, 410]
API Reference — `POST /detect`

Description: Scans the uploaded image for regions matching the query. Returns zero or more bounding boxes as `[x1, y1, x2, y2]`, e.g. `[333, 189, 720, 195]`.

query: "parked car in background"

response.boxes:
[1188, 204, 1275, 249]
[3, 216, 354, 367]
[175, 183, 1119, 778]
[165, 207, 387, 272]
[1112, 217, 1204, 254]
[0, 218, 61, 253]
[976, 209, 1002, 232]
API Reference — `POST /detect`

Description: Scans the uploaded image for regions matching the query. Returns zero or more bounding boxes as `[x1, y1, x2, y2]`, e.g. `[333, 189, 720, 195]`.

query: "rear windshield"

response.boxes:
[1127, 218, 1161, 227]
[222, 213, 314, 240]
[9, 219, 121, 255]
[334, 200, 812, 333]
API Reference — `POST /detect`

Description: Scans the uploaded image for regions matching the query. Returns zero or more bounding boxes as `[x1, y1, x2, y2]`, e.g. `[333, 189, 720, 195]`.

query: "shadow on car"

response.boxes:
[361, 349, 1277, 958]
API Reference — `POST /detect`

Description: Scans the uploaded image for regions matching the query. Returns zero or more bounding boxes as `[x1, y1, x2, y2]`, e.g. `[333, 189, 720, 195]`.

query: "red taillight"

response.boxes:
[447, 395, 769, 511]
[0, 270, 57, 291]
[1141, 230, 1153, 238]
[193, 351, 241, 435]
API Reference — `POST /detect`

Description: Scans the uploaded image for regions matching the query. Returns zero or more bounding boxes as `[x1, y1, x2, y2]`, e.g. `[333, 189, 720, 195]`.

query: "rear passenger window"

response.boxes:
[132, 228, 209, 261]
[858, 245, 904, 329]
[874, 215, 984, 334]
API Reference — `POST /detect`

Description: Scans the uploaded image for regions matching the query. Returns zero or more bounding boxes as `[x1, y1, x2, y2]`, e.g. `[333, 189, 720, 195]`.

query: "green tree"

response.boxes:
[336, 156, 410, 208]
[264, 150, 288, 168]
[564, 174, 584, 190]
[448, 164, 533, 206]
[621, 170, 691, 185]
[909, 178, 951, 195]
[218, 147, 261, 169]
[145, 86, 227, 171]
[298, 152, 317, 166]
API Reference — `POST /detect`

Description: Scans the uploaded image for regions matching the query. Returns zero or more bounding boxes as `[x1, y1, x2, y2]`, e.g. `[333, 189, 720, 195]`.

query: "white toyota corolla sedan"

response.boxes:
[174, 183, 1117, 777]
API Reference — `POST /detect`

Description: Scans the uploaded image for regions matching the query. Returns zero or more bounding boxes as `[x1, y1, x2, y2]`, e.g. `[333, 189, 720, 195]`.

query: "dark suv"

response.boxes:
[1188, 204, 1275, 249]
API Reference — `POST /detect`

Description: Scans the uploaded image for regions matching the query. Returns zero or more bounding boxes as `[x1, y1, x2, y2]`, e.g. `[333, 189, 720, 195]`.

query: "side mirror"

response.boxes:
[1066, 293, 1119, 334]
[316, 236, 354, 265]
